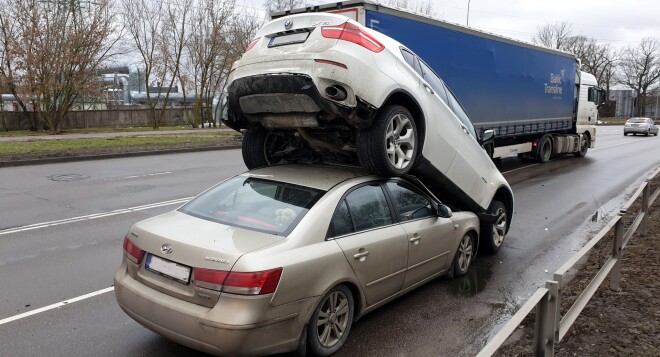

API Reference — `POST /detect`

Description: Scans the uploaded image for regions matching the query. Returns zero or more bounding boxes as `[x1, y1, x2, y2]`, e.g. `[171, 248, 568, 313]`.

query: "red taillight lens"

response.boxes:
[123, 236, 145, 264]
[194, 268, 229, 291]
[245, 37, 260, 52]
[193, 267, 283, 295]
[321, 22, 384, 53]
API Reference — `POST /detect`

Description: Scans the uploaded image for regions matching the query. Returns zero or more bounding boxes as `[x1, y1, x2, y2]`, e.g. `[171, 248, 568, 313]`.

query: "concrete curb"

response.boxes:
[0, 144, 242, 168]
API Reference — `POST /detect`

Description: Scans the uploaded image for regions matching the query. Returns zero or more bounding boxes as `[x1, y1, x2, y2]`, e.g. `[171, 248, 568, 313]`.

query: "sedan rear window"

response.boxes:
[628, 118, 648, 123]
[179, 176, 324, 235]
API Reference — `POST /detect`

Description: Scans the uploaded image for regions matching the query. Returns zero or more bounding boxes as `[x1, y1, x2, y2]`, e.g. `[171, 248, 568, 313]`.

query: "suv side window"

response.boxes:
[330, 184, 393, 236]
[418, 59, 449, 105]
[385, 182, 434, 221]
[400, 48, 422, 76]
[445, 87, 478, 139]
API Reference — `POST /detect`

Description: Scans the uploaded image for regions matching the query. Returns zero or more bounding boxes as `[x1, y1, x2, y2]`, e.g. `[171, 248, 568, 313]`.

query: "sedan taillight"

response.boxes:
[194, 267, 283, 295]
[123, 236, 145, 264]
[321, 22, 384, 53]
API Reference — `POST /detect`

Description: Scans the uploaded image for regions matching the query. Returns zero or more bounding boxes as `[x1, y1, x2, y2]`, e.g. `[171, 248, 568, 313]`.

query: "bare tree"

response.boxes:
[0, 0, 119, 133]
[617, 37, 660, 116]
[569, 37, 619, 105]
[533, 21, 576, 50]
[264, 0, 307, 13]
[382, 0, 441, 18]
[123, 0, 190, 129]
[183, 0, 236, 128]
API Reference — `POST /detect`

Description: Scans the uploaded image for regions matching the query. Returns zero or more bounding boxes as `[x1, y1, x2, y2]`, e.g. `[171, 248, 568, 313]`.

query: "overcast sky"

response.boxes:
[239, 0, 660, 48]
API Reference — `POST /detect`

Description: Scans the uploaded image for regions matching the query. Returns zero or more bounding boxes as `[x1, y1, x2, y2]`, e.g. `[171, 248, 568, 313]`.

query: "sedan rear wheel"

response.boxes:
[452, 233, 475, 277]
[307, 285, 354, 356]
[357, 105, 418, 176]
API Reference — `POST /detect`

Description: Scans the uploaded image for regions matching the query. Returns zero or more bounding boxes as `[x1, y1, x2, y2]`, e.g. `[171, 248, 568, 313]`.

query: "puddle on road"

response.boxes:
[449, 264, 494, 297]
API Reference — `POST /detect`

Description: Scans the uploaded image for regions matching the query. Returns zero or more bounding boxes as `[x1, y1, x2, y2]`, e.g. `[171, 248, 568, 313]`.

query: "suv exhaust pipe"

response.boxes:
[325, 85, 347, 101]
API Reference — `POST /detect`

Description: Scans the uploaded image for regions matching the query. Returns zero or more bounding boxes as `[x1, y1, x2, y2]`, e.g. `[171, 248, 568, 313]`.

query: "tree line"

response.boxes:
[1, 1, 658, 133]
[0, 0, 260, 132]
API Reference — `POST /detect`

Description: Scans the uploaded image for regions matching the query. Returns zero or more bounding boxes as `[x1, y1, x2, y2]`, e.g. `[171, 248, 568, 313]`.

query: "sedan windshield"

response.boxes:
[179, 176, 324, 235]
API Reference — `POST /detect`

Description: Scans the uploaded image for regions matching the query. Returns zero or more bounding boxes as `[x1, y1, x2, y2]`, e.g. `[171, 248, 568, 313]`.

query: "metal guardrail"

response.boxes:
[477, 165, 660, 357]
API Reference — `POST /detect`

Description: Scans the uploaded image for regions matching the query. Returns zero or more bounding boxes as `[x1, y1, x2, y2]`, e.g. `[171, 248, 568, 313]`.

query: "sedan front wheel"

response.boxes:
[452, 233, 475, 277]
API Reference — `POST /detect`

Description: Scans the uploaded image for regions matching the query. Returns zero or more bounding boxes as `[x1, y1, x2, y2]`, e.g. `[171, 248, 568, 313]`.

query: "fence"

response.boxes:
[477, 165, 660, 357]
[0, 108, 196, 131]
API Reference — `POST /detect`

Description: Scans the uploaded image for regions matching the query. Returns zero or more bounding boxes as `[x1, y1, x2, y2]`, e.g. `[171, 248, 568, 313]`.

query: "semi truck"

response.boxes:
[271, 0, 606, 163]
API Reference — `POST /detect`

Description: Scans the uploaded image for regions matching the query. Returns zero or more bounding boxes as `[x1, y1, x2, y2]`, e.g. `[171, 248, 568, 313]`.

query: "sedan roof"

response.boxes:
[242, 164, 373, 191]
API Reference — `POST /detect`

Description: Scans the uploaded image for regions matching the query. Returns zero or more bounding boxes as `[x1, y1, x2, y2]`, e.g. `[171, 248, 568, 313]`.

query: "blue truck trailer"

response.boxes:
[272, 0, 605, 162]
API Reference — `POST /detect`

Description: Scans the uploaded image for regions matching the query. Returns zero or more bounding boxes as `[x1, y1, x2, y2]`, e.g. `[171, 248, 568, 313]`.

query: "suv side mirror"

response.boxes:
[480, 129, 495, 147]
[437, 204, 453, 218]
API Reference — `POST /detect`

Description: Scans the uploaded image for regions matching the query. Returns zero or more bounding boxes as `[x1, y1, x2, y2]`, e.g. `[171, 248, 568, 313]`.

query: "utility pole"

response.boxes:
[466, 0, 471, 26]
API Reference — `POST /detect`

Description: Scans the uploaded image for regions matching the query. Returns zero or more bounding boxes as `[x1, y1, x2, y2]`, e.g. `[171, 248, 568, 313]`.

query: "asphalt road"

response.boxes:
[0, 127, 658, 356]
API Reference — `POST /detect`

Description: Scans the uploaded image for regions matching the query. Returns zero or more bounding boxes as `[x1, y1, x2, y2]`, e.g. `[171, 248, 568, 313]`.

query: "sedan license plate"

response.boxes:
[146, 254, 191, 284]
[268, 32, 309, 47]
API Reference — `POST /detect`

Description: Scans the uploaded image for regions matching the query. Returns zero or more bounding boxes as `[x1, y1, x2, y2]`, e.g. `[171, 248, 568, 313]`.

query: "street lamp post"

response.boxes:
[467, 0, 471, 26]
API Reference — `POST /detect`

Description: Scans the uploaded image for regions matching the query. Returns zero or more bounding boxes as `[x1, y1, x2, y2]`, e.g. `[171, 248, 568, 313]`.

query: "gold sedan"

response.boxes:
[114, 164, 482, 356]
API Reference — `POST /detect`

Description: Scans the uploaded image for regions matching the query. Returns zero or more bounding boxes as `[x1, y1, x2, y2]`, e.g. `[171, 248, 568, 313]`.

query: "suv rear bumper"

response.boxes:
[225, 74, 377, 131]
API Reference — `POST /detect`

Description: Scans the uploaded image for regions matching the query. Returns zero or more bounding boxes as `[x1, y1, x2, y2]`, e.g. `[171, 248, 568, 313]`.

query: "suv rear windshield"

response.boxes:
[179, 176, 324, 235]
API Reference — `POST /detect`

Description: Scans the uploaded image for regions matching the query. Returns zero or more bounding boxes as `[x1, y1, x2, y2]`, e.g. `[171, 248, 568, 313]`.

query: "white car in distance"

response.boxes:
[225, 13, 513, 253]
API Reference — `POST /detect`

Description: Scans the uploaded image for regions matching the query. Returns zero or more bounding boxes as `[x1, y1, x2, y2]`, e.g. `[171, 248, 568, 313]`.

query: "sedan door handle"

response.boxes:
[409, 236, 421, 244]
[353, 251, 369, 260]
[461, 125, 469, 134]
[423, 83, 434, 95]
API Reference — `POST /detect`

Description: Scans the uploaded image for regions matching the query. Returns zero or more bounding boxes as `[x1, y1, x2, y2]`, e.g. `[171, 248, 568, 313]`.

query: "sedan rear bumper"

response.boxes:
[624, 126, 651, 134]
[114, 261, 313, 357]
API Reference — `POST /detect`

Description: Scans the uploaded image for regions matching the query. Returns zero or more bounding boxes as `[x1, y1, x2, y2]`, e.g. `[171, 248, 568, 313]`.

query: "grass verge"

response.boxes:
[0, 131, 241, 160]
[0, 125, 222, 137]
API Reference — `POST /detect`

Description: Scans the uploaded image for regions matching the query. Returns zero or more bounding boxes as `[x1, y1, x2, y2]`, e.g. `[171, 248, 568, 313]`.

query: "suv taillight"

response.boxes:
[321, 22, 384, 53]
[194, 267, 283, 295]
[245, 37, 260, 52]
[123, 236, 145, 264]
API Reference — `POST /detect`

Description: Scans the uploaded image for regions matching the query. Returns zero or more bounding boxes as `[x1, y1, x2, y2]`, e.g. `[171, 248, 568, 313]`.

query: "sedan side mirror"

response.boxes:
[437, 204, 453, 218]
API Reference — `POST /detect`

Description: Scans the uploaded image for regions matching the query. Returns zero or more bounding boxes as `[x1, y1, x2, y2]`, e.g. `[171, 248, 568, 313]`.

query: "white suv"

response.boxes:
[225, 13, 513, 252]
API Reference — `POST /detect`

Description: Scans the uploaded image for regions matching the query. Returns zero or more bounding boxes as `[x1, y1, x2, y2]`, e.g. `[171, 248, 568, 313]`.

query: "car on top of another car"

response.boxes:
[224, 12, 513, 251]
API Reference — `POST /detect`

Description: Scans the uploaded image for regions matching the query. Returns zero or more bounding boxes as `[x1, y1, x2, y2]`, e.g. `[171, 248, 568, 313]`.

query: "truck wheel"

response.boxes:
[357, 105, 418, 176]
[536, 135, 552, 163]
[307, 285, 354, 356]
[575, 136, 589, 157]
[481, 200, 507, 254]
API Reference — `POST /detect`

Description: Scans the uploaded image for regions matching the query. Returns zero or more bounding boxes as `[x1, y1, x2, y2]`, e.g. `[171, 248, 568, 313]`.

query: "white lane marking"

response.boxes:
[502, 164, 539, 174]
[104, 171, 173, 181]
[0, 197, 192, 236]
[0, 287, 115, 326]
[592, 138, 656, 151]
